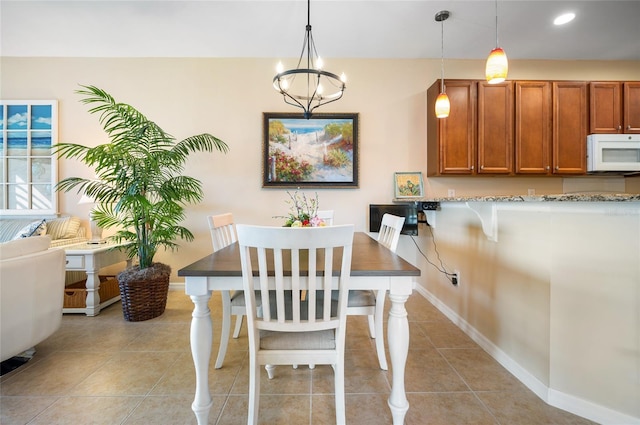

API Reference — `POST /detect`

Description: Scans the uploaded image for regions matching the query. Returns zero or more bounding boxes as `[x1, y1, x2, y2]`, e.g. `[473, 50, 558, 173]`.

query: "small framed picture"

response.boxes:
[394, 172, 424, 198]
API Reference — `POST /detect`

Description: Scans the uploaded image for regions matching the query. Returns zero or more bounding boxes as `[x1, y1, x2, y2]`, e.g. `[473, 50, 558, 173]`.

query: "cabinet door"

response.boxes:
[623, 82, 640, 134]
[553, 82, 587, 174]
[478, 81, 513, 174]
[590, 82, 622, 133]
[427, 80, 477, 175]
[515, 81, 552, 174]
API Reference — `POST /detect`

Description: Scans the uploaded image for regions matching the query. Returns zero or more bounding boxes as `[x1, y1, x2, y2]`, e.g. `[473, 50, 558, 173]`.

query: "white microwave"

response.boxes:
[587, 134, 640, 173]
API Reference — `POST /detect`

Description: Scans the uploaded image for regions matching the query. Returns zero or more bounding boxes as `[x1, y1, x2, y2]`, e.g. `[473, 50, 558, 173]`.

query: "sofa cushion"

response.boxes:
[45, 216, 81, 239]
[11, 219, 47, 240]
[0, 235, 52, 260]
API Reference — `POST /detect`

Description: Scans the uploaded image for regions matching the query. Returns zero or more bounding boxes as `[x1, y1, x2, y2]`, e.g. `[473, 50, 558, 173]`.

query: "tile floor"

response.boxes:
[1, 289, 597, 425]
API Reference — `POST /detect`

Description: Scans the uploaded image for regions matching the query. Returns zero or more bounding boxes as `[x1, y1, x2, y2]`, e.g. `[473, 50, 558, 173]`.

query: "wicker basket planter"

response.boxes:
[117, 263, 171, 322]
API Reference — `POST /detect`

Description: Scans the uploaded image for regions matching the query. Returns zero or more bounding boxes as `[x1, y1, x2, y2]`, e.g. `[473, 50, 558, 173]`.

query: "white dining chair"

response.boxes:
[316, 209, 334, 225]
[346, 213, 405, 370]
[207, 213, 254, 369]
[236, 224, 354, 425]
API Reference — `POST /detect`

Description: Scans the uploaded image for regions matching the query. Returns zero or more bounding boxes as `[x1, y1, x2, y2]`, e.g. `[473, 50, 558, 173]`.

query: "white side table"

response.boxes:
[62, 242, 130, 316]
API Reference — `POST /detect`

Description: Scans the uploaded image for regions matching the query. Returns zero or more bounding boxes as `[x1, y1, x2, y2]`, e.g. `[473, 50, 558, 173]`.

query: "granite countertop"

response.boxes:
[400, 193, 640, 202]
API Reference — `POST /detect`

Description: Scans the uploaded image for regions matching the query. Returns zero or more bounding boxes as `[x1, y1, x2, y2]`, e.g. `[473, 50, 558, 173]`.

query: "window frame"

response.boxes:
[0, 100, 59, 215]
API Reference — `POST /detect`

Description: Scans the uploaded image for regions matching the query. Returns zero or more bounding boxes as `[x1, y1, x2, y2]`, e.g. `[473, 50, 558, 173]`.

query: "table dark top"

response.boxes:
[178, 232, 420, 278]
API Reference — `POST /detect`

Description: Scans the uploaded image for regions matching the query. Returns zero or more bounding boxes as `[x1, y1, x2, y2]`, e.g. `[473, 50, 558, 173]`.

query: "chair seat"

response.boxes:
[260, 329, 336, 350]
[330, 289, 376, 308]
[230, 290, 262, 307]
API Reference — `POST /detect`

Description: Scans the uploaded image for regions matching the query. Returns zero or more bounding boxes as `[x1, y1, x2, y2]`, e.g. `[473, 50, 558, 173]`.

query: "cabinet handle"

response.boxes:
[470, 166, 474, 170]
[628, 125, 632, 130]
[555, 166, 559, 171]
[618, 125, 622, 130]
[546, 166, 550, 170]
[480, 165, 484, 170]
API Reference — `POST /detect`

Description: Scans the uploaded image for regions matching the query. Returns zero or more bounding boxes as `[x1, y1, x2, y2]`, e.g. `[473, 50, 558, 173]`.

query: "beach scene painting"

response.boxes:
[263, 113, 358, 188]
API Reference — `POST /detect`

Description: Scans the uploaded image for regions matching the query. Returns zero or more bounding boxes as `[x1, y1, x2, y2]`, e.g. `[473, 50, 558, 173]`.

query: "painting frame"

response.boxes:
[262, 112, 359, 188]
[394, 172, 424, 199]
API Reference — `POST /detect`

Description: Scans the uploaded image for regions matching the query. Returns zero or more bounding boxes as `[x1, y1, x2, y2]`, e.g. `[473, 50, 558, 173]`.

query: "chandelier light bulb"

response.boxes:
[276, 61, 284, 74]
[340, 73, 347, 83]
[280, 79, 289, 91]
[316, 57, 324, 70]
[317, 83, 324, 95]
[435, 93, 451, 118]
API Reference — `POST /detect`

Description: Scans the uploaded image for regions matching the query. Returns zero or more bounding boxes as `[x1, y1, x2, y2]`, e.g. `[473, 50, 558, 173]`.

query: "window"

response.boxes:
[0, 100, 58, 214]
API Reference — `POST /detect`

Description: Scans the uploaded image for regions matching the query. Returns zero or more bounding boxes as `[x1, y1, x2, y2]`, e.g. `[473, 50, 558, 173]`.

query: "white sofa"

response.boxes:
[0, 236, 66, 362]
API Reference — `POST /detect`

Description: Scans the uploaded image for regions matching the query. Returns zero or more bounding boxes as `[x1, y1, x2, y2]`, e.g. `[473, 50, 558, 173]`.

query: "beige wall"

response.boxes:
[2, 57, 638, 281]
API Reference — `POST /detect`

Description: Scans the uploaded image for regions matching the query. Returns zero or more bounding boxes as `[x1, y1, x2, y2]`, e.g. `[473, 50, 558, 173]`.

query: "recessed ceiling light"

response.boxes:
[554, 12, 576, 25]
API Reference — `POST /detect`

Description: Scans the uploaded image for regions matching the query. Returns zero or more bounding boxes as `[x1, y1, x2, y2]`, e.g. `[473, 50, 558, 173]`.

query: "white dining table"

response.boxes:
[178, 232, 420, 424]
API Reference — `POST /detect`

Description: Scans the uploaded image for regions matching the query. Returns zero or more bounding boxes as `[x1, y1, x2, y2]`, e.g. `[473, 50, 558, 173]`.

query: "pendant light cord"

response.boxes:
[440, 17, 445, 92]
[494, 0, 499, 48]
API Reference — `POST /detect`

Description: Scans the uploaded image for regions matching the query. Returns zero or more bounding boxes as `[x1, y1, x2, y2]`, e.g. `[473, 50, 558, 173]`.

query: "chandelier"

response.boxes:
[273, 0, 346, 119]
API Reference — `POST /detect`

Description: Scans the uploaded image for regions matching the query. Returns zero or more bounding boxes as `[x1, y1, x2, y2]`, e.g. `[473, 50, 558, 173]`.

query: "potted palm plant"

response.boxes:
[55, 85, 228, 321]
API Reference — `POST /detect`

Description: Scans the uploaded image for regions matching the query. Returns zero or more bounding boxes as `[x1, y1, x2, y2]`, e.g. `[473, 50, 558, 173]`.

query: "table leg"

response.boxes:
[85, 269, 101, 316]
[190, 293, 213, 425]
[387, 292, 410, 424]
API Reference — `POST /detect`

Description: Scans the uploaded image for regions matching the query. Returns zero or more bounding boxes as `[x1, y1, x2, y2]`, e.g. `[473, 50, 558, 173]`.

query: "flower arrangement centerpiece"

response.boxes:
[280, 190, 326, 227]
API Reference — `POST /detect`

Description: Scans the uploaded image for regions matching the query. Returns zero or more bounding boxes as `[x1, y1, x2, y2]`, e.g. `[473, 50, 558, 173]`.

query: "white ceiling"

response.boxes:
[1, 0, 639, 61]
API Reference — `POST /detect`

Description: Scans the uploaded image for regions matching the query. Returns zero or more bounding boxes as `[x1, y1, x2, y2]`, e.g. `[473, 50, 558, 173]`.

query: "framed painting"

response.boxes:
[394, 172, 424, 198]
[263, 112, 359, 188]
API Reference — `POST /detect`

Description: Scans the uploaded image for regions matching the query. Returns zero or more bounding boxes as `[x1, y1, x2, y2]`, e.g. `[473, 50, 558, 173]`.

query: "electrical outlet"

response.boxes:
[448, 189, 456, 197]
[452, 270, 460, 286]
[528, 188, 535, 196]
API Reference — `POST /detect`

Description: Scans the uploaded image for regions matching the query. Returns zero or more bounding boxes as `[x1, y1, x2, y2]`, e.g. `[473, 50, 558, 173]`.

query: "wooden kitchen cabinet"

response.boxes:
[477, 81, 513, 174]
[515, 81, 552, 174]
[623, 82, 640, 133]
[590, 81, 640, 134]
[427, 80, 477, 175]
[552, 81, 588, 174]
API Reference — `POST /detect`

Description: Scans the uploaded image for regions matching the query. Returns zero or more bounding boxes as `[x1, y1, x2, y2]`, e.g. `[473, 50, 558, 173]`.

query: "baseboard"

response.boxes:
[169, 282, 185, 291]
[413, 284, 640, 425]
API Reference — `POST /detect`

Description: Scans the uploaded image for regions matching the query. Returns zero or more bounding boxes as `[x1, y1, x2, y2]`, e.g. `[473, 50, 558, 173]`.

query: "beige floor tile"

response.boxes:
[476, 390, 599, 425]
[404, 350, 469, 393]
[0, 289, 599, 425]
[405, 392, 498, 425]
[68, 351, 180, 396]
[150, 350, 246, 396]
[440, 348, 528, 392]
[27, 396, 143, 425]
[418, 321, 478, 348]
[219, 394, 310, 425]
[123, 323, 192, 351]
[123, 394, 226, 425]
[0, 351, 112, 396]
[0, 396, 59, 425]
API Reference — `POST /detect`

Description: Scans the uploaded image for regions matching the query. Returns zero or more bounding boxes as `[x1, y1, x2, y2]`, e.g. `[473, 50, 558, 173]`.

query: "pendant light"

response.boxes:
[485, 0, 508, 84]
[434, 10, 450, 118]
[273, 0, 346, 119]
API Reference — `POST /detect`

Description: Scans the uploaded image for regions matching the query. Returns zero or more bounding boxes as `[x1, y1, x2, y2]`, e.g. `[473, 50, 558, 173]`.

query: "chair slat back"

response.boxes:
[377, 213, 405, 252]
[208, 213, 237, 252]
[316, 210, 335, 226]
[237, 225, 354, 336]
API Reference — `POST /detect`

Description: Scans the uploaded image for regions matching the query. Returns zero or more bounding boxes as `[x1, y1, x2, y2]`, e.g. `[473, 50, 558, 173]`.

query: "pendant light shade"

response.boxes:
[435, 10, 450, 119]
[435, 92, 450, 118]
[486, 47, 508, 84]
[486, 0, 508, 84]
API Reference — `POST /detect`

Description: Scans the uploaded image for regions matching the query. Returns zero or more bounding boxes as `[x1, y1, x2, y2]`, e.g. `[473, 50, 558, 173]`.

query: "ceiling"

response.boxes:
[1, 0, 639, 61]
